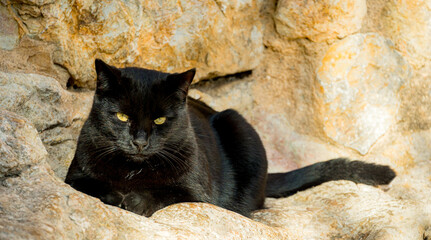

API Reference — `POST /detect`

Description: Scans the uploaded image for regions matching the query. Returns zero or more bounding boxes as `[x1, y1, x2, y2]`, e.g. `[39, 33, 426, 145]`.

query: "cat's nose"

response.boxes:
[132, 137, 149, 151]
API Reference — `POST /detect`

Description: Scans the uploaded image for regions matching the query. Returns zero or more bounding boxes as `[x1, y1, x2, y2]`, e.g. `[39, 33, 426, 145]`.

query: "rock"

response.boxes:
[274, 0, 367, 42]
[0, 110, 46, 177]
[249, 110, 347, 172]
[366, 129, 431, 214]
[0, 71, 93, 179]
[381, 0, 431, 70]
[317, 33, 411, 155]
[253, 180, 426, 239]
[190, 74, 255, 114]
[151, 203, 289, 239]
[0, 4, 19, 50]
[0, 37, 71, 88]
[5, 0, 263, 88]
[0, 71, 68, 131]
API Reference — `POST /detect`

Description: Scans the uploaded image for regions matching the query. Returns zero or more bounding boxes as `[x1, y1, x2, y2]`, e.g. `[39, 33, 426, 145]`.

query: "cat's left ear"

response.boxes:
[167, 68, 196, 95]
[95, 59, 121, 93]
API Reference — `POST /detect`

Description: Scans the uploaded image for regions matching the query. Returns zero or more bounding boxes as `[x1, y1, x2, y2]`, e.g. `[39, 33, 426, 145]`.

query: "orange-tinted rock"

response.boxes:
[382, 0, 431, 69]
[317, 33, 411, 155]
[274, 0, 366, 42]
[8, 0, 263, 87]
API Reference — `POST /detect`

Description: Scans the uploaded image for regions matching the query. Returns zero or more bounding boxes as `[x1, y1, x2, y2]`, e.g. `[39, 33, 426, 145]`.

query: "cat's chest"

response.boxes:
[92, 157, 186, 187]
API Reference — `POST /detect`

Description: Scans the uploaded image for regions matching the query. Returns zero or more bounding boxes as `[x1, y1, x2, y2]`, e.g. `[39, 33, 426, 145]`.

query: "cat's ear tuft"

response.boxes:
[168, 68, 196, 94]
[94, 59, 121, 92]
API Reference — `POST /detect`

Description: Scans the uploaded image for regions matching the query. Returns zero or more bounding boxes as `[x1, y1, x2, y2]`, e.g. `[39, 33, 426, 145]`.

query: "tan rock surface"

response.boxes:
[4, 0, 263, 88]
[274, 0, 367, 42]
[317, 33, 411, 155]
[0, 37, 70, 88]
[0, 71, 93, 179]
[381, 0, 431, 70]
[0, 4, 19, 50]
[253, 180, 428, 239]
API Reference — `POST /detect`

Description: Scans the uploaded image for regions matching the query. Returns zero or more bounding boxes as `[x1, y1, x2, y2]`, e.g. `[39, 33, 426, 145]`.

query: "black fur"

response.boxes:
[65, 60, 396, 217]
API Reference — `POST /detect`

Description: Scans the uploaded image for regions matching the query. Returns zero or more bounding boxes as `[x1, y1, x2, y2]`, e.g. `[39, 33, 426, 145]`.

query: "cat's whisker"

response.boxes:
[164, 143, 194, 156]
[158, 148, 191, 172]
[157, 149, 185, 171]
[90, 145, 119, 165]
[80, 134, 118, 149]
[154, 151, 182, 176]
[163, 149, 192, 162]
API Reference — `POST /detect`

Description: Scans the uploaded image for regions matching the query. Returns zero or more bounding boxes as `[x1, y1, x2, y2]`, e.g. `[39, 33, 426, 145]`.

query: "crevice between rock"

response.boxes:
[39, 122, 68, 133]
[192, 70, 252, 89]
[0, 164, 31, 184]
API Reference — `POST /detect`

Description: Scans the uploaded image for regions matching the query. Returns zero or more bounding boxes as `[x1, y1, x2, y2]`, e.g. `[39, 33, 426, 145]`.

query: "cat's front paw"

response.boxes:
[100, 191, 124, 207]
[122, 192, 146, 215]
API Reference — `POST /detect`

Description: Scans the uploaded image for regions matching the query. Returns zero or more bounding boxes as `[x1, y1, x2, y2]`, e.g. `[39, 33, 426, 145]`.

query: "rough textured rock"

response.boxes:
[366, 128, 431, 205]
[316, 33, 411, 155]
[0, 109, 45, 177]
[151, 203, 289, 239]
[253, 180, 428, 239]
[0, 71, 93, 179]
[381, 0, 431, 70]
[4, 0, 263, 88]
[0, 4, 19, 50]
[0, 37, 70, 88]
[274, 0, 367, 42]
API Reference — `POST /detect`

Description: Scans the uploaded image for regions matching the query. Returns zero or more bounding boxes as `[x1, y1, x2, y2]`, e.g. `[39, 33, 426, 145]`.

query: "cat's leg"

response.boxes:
[210, 109, 268, 216]
[65, 159, 116, 204]
[121, 188, 199, 217]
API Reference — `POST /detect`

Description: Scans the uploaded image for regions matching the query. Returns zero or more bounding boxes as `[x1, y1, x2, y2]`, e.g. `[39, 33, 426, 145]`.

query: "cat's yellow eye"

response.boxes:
[116, 112, 129, 122]
[154, 117, 166, 125]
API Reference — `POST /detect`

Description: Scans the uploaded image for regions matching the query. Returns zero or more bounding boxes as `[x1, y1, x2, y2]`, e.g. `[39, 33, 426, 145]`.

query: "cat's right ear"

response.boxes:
[95, 59, 121, 92]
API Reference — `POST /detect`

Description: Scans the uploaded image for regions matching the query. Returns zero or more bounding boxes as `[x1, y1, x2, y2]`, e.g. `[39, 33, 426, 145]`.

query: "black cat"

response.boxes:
[65, 59, 396, 217]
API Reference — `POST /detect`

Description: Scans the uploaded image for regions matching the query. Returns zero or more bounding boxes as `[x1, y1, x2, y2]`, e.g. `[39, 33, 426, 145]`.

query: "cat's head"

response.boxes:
[87, 59, 195, 162]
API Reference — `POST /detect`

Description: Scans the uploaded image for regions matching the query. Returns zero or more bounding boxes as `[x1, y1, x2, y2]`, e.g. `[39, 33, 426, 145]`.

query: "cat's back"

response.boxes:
[186, 97, 222, 163]
[187, 97, 217, 120]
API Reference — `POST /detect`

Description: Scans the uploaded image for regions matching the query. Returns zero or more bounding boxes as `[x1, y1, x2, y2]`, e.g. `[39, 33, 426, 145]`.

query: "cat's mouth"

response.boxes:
[126, 152, 155, 162]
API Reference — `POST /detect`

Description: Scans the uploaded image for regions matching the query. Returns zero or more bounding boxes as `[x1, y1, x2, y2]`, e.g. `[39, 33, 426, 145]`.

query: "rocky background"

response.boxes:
[1, 0, 430, 239]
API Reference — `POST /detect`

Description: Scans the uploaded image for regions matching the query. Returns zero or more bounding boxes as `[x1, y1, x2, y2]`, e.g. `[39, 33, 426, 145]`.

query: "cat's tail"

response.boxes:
[265, 158, 396, 198]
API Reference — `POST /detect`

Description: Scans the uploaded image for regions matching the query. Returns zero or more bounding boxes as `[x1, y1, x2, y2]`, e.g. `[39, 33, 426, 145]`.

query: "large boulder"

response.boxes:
[0, 71, 93, 179]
